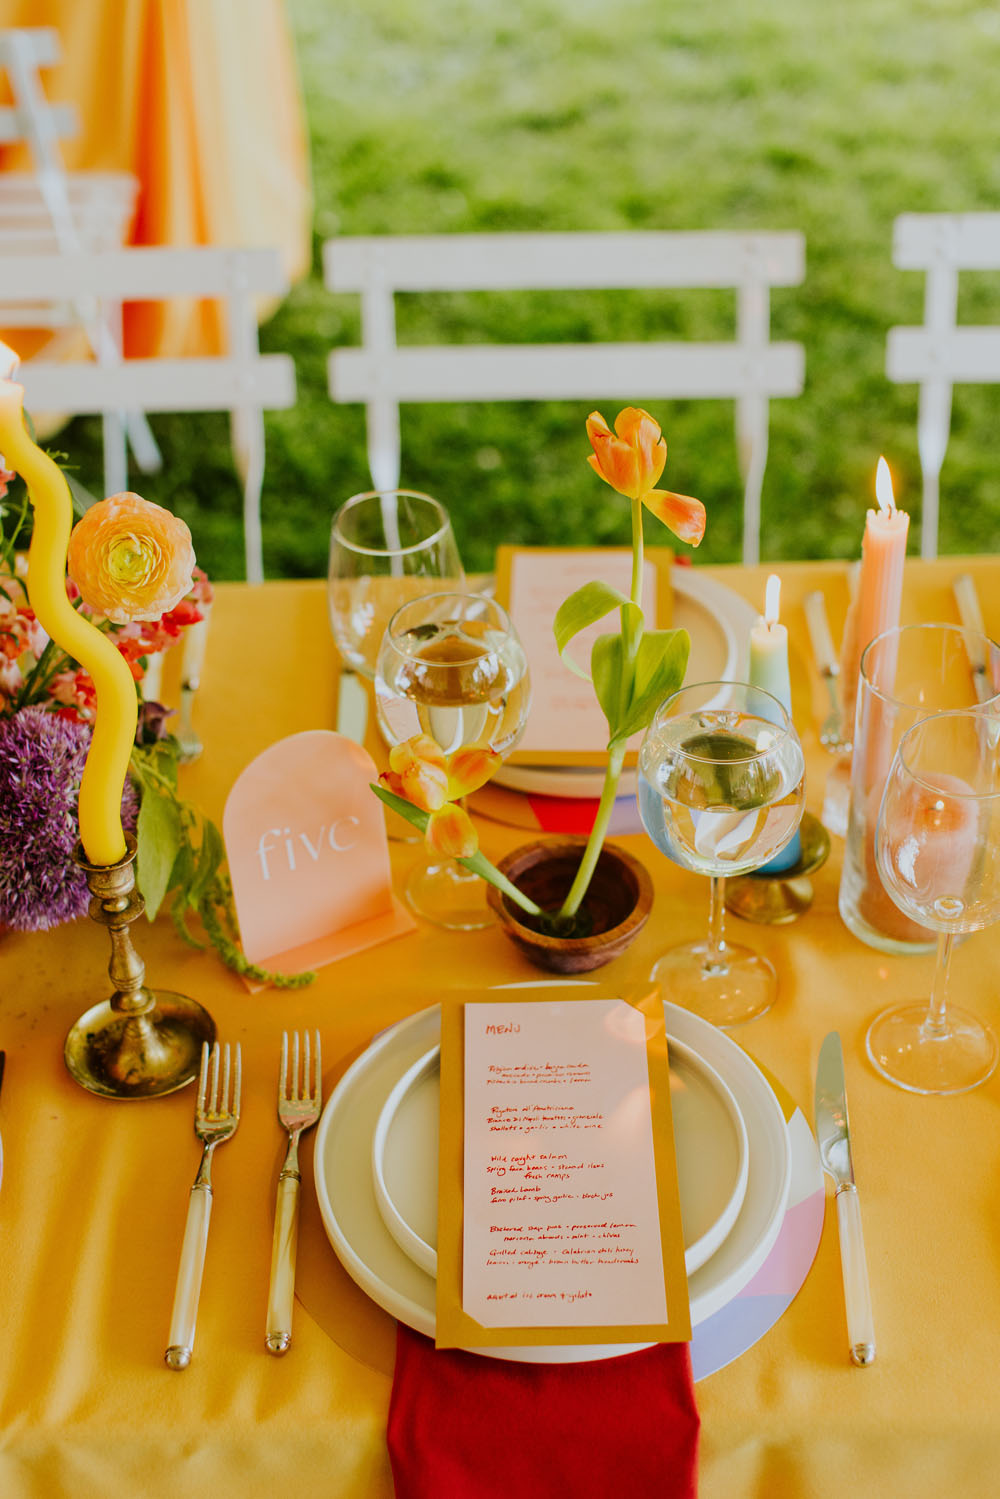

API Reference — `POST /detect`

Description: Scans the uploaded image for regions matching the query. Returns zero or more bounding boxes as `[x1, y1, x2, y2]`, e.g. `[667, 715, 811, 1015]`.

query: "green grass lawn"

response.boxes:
[55, 0, 1000, 580]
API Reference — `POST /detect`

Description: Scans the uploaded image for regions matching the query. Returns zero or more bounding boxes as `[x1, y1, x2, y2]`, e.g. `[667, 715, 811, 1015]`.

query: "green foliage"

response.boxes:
[38, 0, 1000, 579]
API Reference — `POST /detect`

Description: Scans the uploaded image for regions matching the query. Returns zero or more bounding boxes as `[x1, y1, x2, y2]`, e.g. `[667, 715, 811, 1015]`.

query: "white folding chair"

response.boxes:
[0, 25, 155, 486]
[323, 231, 806, 564]
[887, 212, 1000, 558]
[2, 247, 297, 582]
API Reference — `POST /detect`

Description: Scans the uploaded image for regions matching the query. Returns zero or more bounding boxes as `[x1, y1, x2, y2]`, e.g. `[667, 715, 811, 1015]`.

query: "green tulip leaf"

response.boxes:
[553, 581, 637, 680]
[612, 628, 690, 745]
[136, 787, 184, 920]
[591, 632, 627, 738]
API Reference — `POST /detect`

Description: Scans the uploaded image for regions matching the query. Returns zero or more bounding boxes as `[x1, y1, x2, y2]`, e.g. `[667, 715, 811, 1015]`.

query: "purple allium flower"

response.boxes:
[0, 707, 138, 931]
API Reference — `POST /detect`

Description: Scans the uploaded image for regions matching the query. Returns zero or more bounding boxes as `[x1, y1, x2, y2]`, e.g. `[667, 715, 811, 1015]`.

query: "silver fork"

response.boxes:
[165, 1041, 242, 1370]
[804, 589, 852, 754]
[266, 1030, 322, 1354]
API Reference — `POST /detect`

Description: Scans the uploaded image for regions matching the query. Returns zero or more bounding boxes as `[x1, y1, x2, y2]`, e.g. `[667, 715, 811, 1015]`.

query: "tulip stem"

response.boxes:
[559, 494, 646, 920]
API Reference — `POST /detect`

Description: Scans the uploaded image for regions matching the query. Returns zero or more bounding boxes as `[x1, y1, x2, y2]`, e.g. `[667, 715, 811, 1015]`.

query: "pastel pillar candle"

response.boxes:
[0, 342, 137, 866]
[749, 574, 801, 872]
[839, 458, 910, 734]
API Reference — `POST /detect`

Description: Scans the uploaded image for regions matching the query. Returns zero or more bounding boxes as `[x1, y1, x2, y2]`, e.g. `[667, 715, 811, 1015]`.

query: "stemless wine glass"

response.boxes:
[638, 681, 806, 1027]
[375, 591, 531, 930]
[328, 489, 465, 680]
[868, 707, 1000, 1095]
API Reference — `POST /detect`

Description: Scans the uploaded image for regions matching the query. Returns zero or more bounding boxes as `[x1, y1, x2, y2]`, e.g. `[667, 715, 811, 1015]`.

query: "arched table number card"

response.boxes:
[224, 731, 416, 985]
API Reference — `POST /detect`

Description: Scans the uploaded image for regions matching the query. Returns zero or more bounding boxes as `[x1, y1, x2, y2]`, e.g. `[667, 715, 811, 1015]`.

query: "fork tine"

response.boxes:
[232, 1043, 242, 1118]
[304, 1030, 311, 1101]
[314, 1029, 322, 1101]
[197, 1042, 209, 1114]
[222, 1043, 232, 1115]
[293, 1030, 300, 1101]
[279, 1030, 288, 1102]
[210, 1041, 221, 1115]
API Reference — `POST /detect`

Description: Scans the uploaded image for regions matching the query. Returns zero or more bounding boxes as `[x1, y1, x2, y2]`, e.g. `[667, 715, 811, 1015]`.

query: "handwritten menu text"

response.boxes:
[462, 999, 670, 1328]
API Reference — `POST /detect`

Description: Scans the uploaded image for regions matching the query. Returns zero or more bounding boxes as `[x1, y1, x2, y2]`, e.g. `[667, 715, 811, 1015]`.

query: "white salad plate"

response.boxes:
[315, 987, 791, 1365]
[493, 567, 757, 799]
[371, 1034, 749, 1282]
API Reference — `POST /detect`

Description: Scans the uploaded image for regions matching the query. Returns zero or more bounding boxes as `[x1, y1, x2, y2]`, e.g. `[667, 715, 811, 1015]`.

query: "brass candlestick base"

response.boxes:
[725, 812, 832, 926]
[64, 834, 216, 1100]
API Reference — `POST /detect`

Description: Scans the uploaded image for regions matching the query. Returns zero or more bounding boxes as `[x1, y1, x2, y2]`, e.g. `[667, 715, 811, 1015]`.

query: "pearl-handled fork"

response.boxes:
[266, 1030, 322, 1355]
[165, 1041, 242, 1370]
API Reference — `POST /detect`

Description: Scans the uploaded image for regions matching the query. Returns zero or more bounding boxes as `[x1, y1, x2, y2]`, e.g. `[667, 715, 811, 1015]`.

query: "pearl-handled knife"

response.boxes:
[952, 574, 996, 704]
[814, 1031, 876, 1366]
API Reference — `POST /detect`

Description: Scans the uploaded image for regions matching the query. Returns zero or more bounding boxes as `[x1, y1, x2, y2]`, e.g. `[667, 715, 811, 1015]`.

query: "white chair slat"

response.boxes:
[894, 212, 1000, 271]
[0, 27, 62, 67]
[18, 355, 296, 416]
[330, 342, 804, 404]
[0, 246, 289, 301]
[0, 103, 77, 143]
[325, 230, 805, 294]
[887, 328, 1000, 383]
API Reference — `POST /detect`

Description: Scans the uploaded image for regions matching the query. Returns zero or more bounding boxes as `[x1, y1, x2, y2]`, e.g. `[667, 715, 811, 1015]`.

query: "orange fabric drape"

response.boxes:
[0, 0, 312, 355]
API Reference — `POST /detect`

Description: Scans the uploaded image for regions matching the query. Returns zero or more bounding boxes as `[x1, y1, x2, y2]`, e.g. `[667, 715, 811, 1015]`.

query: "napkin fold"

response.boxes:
[388, 1325, 699, 1499]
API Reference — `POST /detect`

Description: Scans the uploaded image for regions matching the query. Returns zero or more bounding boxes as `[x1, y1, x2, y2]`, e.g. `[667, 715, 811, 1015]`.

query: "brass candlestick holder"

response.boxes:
[724, 812, 832, 926]
[64, 833, 216, 1099]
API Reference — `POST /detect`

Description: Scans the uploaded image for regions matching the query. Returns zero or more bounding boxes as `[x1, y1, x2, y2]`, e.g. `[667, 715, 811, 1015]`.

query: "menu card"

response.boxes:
[436, 991, 690, 1349]
[495, 545, 674, 765]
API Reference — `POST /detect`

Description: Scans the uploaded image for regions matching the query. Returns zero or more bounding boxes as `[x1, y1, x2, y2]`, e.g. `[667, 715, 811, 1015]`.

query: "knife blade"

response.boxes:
[335, 667, 370, 743]
[952, 574, 996, 704]
[814, 1031, 875, 1366]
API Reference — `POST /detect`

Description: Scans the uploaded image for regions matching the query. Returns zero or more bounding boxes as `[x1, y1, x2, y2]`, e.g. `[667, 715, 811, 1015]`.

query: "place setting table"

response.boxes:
[2, 380, 1000, 1498]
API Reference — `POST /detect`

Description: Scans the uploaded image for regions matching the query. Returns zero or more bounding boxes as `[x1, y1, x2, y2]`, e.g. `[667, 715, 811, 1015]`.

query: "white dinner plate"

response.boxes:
[493, 567, 757, 798]
[371, 1034, 749, 1281]
[315, 989, 790, 1364]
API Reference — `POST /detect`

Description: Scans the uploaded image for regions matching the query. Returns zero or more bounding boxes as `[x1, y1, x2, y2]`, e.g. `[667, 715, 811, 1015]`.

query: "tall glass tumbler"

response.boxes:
[838, 623, 1000, 953]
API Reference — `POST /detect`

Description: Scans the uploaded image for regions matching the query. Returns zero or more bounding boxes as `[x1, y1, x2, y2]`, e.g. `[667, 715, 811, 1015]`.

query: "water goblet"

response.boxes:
[637, 681, 806, 1027]
[328, 489, 465, 682]
[374, 591, 531, 929]
[868, 707, 1000, 1094]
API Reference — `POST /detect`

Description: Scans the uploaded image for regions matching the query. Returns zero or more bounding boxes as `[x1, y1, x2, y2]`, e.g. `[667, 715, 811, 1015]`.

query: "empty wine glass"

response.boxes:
[638, 681, 806, 1027]
[328, 489, 465, 681]
[375, 591, 530, 929]
[868, 707, 1000, 1094]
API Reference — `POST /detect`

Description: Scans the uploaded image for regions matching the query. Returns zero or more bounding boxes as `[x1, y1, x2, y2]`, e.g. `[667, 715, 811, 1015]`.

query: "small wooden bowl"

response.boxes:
[486, 836, 653, 973]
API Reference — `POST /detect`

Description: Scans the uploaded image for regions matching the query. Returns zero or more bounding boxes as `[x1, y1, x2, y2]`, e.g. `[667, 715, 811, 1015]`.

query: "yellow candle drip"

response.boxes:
[0, 353, 136, 866]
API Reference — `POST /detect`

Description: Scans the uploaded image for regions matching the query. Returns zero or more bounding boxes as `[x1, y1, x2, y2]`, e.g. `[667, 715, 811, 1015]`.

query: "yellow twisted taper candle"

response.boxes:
[0, 341, 136, 866]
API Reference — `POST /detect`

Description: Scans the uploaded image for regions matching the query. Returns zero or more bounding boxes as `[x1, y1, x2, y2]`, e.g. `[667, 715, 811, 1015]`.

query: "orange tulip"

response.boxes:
[426, 802, 479, 859]
[586, 407, 705, 546]
[446, 744, 501, 799]
[387, 739, 449, 812]
[586, 408, 666, 500]
[67, 492, 195, 623]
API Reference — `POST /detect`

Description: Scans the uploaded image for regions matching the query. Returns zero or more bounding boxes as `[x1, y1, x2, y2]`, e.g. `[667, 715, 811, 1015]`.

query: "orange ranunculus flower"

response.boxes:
[67, 492, 196, 624]
[586, 407, 706, 546]
[426, 802, 478, 859]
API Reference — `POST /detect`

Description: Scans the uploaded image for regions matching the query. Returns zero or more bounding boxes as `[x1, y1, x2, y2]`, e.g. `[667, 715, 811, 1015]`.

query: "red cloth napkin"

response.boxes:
[388, 1325, 699, 1499]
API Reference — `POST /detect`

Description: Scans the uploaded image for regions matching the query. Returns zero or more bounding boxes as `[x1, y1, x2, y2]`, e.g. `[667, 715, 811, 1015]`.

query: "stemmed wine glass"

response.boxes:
[374, 591, 531, 929]
[328, 489, 465, 683]
[637, 681, 806, 1027]
[868, 707, 1000, 1094]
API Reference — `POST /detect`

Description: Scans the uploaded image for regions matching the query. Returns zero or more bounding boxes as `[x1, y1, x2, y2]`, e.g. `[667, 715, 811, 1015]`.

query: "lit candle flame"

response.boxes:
[764, 573, 781, 628]
[875, 455, 895, 515]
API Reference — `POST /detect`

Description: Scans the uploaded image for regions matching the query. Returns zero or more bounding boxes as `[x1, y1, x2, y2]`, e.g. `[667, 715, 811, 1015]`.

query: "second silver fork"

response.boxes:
[266, 1030, 322, 1355]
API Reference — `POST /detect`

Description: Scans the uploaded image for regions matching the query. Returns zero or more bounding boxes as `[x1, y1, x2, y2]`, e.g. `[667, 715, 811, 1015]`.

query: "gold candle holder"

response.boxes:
[64, 833, 216, 1099]
[724, 811, 832, 926]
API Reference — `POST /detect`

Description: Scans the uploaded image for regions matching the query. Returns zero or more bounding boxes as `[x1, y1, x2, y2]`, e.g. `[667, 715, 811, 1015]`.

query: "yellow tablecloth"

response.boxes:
[2, 558, 1000, 1498]
[0, 0, 312, 356]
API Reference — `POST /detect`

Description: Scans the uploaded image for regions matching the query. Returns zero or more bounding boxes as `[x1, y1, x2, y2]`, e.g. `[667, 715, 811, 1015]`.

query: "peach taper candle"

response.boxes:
[0, 341, 136, 866]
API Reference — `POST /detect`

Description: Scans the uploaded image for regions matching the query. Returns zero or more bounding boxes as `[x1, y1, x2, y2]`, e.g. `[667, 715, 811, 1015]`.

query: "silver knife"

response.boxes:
[952, 574, 996, 704]
[814, 1031, 876, 1366]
